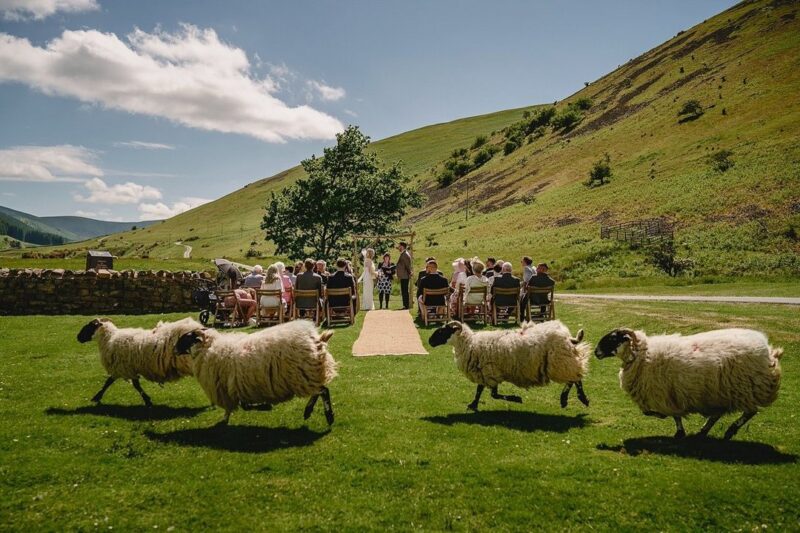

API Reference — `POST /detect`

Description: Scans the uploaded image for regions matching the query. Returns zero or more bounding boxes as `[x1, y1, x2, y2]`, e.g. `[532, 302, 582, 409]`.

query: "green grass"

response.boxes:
[2, 300, 799, 530]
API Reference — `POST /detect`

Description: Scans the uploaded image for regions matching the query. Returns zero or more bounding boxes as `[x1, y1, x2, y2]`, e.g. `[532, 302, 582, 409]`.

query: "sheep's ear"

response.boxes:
[447, 321, 463, 331]
[618, 328, 637, 343]
[571, 329, 584, 345]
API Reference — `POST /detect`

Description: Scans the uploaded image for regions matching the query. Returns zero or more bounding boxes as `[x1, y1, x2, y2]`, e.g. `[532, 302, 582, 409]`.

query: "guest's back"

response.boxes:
[326, 270, 355, 307]
[492, 272, 521, 306]
[418, 271, 449, 305]
[527, 272, 555, 304]
[295, 269, 322, 308]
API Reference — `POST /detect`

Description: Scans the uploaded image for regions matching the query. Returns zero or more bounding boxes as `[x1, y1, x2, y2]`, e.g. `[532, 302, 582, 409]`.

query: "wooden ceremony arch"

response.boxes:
[350, 231, 415, 278]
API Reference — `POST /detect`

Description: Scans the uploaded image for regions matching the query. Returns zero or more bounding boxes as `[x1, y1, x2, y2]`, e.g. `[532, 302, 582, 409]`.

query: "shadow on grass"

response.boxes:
[144, 424, 328, 453]
[422, 410, 588, 433]
[597, 436, 797, 465]
[46, 404, 209, 421]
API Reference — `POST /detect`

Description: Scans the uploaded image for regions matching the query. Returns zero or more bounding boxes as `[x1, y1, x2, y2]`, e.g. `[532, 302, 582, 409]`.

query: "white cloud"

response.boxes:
[0, 145, 102, 182]
[0, 0, 98, 21]
[74, 177, 161, 205]
[308, 80, 346, 102]
[74, 208, 124, 221]
[0, 24, 343, 142]
[343, 108, 358, 118]
[113, 140, 175, 150]
[137, 196, 210, 220]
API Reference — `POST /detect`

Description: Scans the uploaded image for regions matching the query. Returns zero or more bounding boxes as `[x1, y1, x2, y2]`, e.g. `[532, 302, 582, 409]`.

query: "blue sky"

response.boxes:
[0, 0, 738, 221]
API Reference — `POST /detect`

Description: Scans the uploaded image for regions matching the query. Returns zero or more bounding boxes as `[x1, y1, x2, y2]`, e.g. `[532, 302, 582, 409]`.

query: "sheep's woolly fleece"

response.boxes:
[451, 320, 590, 389]
[189, 320, 338, 412]
[620, 328, 783, 417]
[94, 317, 203, 382]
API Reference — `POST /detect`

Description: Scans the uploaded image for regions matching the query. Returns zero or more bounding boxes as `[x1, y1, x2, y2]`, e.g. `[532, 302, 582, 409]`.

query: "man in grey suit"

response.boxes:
[396, 241, 412, 310]
[295, 258, 323, 313]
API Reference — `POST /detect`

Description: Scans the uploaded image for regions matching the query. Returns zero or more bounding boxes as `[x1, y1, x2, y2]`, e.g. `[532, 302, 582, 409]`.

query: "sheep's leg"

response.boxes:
[467, 385, 484, 411]
[560, 383, 573, 408]
[130, 378, 152, 407]
[490, 386, 523, 404]
[697, 415, 721, 437]
[320, 387, 334, 425]
[575, 381, 590, 407]
[303, 394, 320, 420]
[723, 411, 756, 441]
[215, 410, 231, 427]
[91, 376, 116, 404]
[673, 416, 686, 439]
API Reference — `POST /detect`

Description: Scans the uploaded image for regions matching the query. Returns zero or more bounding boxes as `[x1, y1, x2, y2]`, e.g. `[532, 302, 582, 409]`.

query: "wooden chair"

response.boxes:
[420, 287, 450, 326]
[255, 289, 284, 327]
[213, 290, 243, 328]
[460, 285, 489, 324]
[293, 289, 322, 326]
[325, 287, 355, 326]
[492, 286, 521, 326]
[525, 286, 555, 323]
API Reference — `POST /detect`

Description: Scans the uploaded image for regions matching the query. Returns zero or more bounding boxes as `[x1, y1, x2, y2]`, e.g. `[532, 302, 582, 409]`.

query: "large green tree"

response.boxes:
[262, 126, 423, 261]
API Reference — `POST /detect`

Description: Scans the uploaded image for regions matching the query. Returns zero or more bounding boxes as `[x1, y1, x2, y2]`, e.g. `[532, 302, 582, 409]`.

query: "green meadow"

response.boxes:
[2, 299, 798, 531]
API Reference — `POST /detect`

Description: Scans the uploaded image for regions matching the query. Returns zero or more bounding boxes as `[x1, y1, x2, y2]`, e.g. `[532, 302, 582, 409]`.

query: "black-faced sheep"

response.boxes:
[595, 328, 784, 439]
[77, 317, 203, 406]
[175, 320, 338, 426]
[429, 320, 591, 411]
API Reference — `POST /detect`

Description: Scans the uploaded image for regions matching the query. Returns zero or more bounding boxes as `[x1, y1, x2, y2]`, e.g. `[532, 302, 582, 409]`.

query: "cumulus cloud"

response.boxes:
[113, 140, 175, 150]
[308, 80, 346, 102]
[0, 0, 98, 21]
[138, 196, 210, 220]
[0, 145, 102, 182]
[74, 177, 161, 205]
[0, 24, 344, 142]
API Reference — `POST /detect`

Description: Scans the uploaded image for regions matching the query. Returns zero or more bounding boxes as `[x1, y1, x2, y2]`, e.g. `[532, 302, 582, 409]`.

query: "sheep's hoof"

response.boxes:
[674, 429, 686, 439]
[560, 395, 568, 408]
[143, 399, 153, 408]
[723, 429, 736, 441]
[325, 411, 335, 426]
[466, 402, 479, 412]
[90, 395, 102, 404]
[578, 395, 590, 407]
[303, 407, 313, 420]
[508, 395, 523, 404]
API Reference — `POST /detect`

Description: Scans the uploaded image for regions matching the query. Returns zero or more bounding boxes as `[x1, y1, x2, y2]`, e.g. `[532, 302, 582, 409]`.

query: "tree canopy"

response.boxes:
[262, 126, 423, 261]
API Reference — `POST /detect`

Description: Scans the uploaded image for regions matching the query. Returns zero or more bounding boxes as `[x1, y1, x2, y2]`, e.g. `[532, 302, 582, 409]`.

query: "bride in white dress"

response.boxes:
[359, 248, 376, 311]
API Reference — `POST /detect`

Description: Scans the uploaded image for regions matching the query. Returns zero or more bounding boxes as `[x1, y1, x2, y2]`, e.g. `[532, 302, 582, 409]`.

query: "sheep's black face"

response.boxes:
[595, 330, 631, 359]
[176, 331, 203, 355]
[77, 319, 102, 343]
[429, 324, 458, 347]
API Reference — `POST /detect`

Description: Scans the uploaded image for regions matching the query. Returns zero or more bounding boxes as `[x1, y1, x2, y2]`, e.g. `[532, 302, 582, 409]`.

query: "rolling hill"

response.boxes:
[0, 206, 159, 243]
[3, 0, 799, 284]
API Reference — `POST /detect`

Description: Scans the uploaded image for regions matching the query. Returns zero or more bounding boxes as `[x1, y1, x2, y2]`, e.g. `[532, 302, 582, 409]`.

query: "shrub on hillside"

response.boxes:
[645, 241, 694, 277]
[504, 141, 518, 155]
[573, 97, 593, 111]
[437, 169, 455, 188]
[709, 149, 734, 172]
[451, 147, 468, 159]
[552, 107, 583, 131]
[473, 148, 494, 168]
[677, 99, 704, 122]
[586, 153, 612, 187]
[452, 160, 472, 177]
[471, 135, 488, 149]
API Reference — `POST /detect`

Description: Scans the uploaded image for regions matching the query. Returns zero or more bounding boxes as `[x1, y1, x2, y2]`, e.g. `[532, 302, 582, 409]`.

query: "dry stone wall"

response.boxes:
[0, 268, 215, 315]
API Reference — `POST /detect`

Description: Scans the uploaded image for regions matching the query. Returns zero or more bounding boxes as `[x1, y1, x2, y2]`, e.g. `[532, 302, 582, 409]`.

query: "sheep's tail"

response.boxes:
[320, 330, 334, 344]
[771, 347, 784, 361]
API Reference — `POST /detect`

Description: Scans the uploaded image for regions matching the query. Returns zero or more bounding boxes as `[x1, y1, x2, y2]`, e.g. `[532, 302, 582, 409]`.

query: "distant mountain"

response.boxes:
[0, 206, 160, 244]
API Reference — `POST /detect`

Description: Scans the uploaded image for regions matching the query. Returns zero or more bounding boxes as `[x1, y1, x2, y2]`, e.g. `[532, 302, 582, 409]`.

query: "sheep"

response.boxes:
[175, 320, 338, 426]
[77, 317, 203, 406]
[428, 320, 591, 411]
[594, 328, 784, 440]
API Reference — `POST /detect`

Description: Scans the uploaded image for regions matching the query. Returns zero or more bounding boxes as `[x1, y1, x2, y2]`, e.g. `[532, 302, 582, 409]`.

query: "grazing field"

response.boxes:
[1, 301, 798, 530]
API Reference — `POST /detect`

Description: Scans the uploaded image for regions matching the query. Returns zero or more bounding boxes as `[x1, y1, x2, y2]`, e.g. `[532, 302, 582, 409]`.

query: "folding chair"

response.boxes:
[460, 285, 489, 324]
[325, 287, 355, 326]
[255, 289, 284, 327]
[526, 286, 555, 323]
[492, 287, 521, 326]
[213, 290, 243, 328]
[293, 289, 322, 326]
[420, 287, 450, 326]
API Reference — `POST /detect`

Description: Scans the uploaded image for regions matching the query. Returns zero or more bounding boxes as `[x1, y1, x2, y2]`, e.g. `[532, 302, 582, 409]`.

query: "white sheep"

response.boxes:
[175, 320, 338, 426]
[429, 320, 591, 411]
[77, 317, 203, 406]
[594, 328, 784, 439]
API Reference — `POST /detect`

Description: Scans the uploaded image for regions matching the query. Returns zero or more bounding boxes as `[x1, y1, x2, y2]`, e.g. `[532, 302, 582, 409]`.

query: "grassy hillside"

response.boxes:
[0, 206, 159, 242]
[3, 0, 799, 286]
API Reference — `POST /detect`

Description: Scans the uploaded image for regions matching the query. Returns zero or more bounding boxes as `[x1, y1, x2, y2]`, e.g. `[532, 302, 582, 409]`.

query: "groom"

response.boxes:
[396, 241, 412, 310]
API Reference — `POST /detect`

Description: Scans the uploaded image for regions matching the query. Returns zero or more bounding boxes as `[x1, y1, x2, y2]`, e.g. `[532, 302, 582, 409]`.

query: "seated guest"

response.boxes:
[450, 258, 468, 315]
[492, 260, 503, 277]
[224, 288, 256, 322]
[463, 259, 489, 306]
[484, 257, 497, 279]
[527, 263, 556, 316]
[315, 260, 330, 285]
[415, 256, 437, 288]
[491, 263, 521, 308]
[521, 256, 535, 284]
[259, 265, 284, 310]
[286, 265, 297, 287]
[274, 262, 294, 310]
[295, 258, 323, 312]
[417, 260, 449, 312]
[292, 261, 304, 286]
[243, 265, 265, 289]
[326, 258, 357, 313]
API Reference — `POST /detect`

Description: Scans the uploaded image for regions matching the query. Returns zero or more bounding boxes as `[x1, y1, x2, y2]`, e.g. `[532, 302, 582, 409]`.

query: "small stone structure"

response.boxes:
[0, 268, 215, 316]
